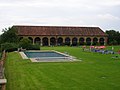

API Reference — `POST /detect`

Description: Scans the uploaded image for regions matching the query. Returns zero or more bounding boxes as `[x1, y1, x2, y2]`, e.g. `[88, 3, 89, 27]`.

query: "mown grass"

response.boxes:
[5, 46, 120, 90]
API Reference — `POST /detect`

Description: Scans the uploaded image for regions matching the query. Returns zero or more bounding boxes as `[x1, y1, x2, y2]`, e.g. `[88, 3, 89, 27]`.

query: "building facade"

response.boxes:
[14, 25, 108, 46]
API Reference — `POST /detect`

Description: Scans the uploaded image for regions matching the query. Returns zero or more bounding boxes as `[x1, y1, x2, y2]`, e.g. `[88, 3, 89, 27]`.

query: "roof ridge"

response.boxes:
[13, 25, 100, 28]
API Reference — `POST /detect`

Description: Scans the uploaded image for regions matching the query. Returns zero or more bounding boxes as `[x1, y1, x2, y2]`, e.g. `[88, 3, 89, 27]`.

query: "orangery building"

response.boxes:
[14, 25, 108, 46]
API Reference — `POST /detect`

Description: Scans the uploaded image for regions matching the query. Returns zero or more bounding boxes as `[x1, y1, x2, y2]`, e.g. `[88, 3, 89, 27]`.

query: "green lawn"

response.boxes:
[5, 46, 120, 90]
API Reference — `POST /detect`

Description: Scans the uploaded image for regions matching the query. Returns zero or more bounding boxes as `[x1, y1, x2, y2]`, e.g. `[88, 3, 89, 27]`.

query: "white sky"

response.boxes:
[0, 0, 120, 34]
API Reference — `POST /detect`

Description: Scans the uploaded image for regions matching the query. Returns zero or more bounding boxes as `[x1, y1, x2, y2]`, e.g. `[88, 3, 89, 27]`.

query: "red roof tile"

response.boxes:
[13, 25, 107, 36]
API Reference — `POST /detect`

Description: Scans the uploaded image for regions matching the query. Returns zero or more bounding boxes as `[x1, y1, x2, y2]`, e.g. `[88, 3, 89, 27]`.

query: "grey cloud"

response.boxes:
[0, 0, 120, 34]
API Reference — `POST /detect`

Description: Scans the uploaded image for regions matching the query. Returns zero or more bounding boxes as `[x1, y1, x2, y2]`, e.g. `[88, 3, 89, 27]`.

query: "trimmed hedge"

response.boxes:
[1, 43, 40, 52]
[1, 43, 18, 52]
[26, 44, 40, 50]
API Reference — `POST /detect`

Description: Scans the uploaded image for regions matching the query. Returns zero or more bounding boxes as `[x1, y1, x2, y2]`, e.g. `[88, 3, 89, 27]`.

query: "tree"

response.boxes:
[19, 38, 40, 50]
[19, 38, 32, 49]
[106, 30, 120, 45]
[0, 27, 19, 44]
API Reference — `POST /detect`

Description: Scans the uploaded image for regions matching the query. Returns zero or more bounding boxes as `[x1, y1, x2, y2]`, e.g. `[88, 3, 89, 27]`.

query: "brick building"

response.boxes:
[14, 25, 108, 46]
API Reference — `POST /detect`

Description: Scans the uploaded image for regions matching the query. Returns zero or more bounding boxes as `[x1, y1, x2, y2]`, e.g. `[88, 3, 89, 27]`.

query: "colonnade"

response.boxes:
[19, 36, 107, 46]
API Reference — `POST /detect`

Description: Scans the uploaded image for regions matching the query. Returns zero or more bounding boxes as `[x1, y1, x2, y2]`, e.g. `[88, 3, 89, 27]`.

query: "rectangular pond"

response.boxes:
[20, 50, 76, 62]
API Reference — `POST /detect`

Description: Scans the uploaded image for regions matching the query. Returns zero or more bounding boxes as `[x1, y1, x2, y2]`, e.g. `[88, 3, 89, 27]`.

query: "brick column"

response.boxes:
[56, 38, 57, 46]
[40, 37, 43, 46]
[63, 37, 65, 44]
[91, 37, 93, 45]
[48, 37, 50, 46]
[84, 37, 87, 45]
[77, 37, 79, 45]
[97, 37, 100, 45]
[104, 37, 108, 45]
[70, 37, 72, 45]
[32, 37, 35, 45]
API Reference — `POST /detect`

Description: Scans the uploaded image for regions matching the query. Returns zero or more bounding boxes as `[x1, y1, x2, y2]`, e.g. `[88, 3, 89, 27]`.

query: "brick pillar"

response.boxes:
[70, 37, 72, 45]
[77, 37, 79, 45]
[104, 37, 108, 45]
[32, 37, 35, 45]
[56, 38, 57, 46]
[48, 37, 50, 46]
[97, 37, 100, 45]
[40, 37, 43, 46]
[91, 37, 93, 45]
[63, 37, 65, 44]
[84, 37, 87, 45]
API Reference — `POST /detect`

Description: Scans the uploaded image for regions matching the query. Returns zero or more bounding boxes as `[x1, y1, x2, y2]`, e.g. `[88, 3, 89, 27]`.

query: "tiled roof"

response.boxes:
[13, 25, 107, 36]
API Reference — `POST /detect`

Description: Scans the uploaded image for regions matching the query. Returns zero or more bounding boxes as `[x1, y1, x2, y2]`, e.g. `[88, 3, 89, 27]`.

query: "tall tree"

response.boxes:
[106, 30, 120, 45]
[0, 27, 19, 44]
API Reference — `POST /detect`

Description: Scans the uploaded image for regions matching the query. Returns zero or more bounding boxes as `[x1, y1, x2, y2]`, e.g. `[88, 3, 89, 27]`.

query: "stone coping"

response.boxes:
[19, 50, 78, 62]
[19, 52, 28, 59]
[0, 79, 7, 84]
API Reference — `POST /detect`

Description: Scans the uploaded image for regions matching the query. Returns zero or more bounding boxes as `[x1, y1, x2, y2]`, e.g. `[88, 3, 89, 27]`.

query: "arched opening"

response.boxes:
[86, 38, 91, 45]
[72, 37, 78, 46]
[28, 37, 33, 43]
[34, 37, 41, 45]
[42, 37, 48, 46]
[65, 37, 70, 46]
[79, 38, 84, 45]
[93, 38, 98, 45]
[99, 38, 104, 45]
[57, 37, 63, 46]
[50, 37, 56, 46]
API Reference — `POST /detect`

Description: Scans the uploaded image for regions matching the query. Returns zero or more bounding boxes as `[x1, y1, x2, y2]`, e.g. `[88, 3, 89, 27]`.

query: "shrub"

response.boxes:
[1, 43, 18, 52]
[29, 44, 40, 50]
[19, 38, 32, 49]
[19, 38, 40, 50]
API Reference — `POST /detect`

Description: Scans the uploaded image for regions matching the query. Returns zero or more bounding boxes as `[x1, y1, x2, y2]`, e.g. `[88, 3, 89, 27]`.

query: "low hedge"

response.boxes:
[1, 43, 18, 52]
[27, 44, 40, 50]
[1, 42, 40, 52]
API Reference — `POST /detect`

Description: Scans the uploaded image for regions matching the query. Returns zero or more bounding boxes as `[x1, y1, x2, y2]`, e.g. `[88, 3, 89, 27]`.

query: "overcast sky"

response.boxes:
[0, 0, 120, 34]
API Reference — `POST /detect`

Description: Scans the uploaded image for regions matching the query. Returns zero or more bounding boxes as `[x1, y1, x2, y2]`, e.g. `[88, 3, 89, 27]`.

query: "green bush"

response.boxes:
[19, 38, 40, 50]
[29, 44, 40, 50]
[19, 38, 32, 49]
[1, 43, 18, 52]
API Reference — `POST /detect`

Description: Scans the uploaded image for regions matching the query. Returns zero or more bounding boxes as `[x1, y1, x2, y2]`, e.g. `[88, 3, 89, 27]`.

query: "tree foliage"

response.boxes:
[106, 30, 120, 45]
[0, 27, 19, 44]
[1, 43, 18, 52]
[19, 38, 32, 49]
[19, 38, 40, 50]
